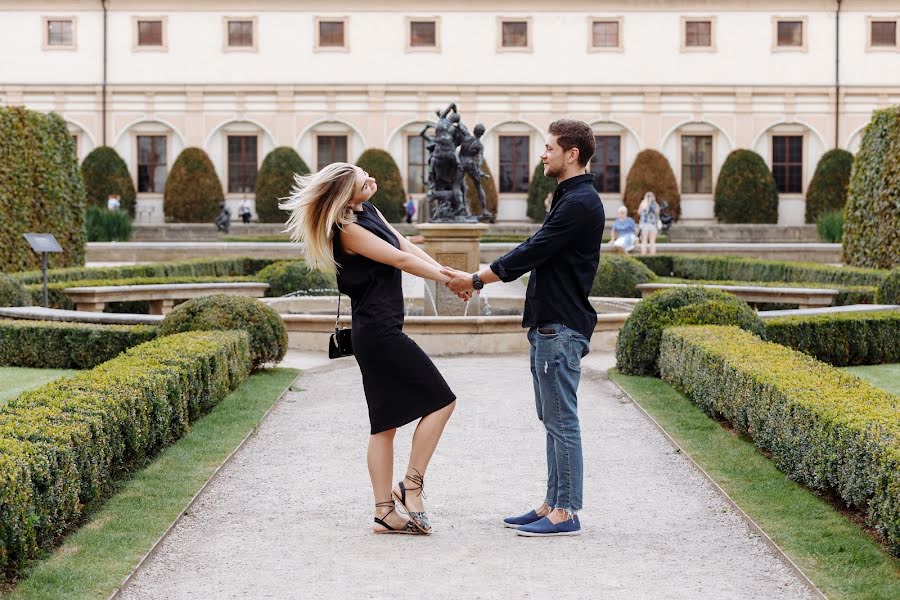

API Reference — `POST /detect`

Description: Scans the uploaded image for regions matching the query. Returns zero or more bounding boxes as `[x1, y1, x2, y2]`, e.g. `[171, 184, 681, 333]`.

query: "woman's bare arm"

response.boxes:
[371, 205, 443, 269]
[339, 224, 450, 283]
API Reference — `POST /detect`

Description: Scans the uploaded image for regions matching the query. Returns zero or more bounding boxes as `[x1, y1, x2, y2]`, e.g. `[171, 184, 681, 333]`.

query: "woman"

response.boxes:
[610, 205, 637, 254]
[638, 191, 661, 256]
[281, 163, 458, 536]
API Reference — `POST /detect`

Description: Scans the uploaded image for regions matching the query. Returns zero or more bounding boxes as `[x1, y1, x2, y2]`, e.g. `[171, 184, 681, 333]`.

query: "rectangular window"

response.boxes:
[776, 20, 804, 47]
[591, 20, 619, 48]
[685, 20, 712, 47]
[590, 136, 621, 194]
[407, 135, 428, 194]
[318, 20, 345, 48]
[871, 20, 897, 47]
[772, 135, 803, 193]
[227, 136, 258, 194]
[410, 21, 437, 47]
[137, 136, 167, 193]
[137, 20, 163, 46]
[681, 135, 713, 194]
[501, 21, 529, 48]
[317, 135, 348, 171]
[46, 19, 74, 47]
[499, 135, 530, 193]
[227, 20, 254, 47]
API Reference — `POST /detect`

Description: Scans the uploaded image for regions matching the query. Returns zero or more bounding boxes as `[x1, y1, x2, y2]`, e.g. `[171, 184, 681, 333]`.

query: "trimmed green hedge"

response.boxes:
[0, 274, 31, 307]
[0, 320, 158, 369]
[764, 310, 900, 366]
[713, 149, 779, 224]
[659, 325, 900, 556]
[24, 275, 257, 311]
[256, 261, 337, 297]
[636, 255, 888, 288]
[164, 147, 224, 223]
[0, 330, 251, 575]
[80, 146, 136, 217]
[9, 257, 275, 286]
[356, 149, 406, 223]
[877, 269, 900, 304]
[843, 105, 900, 269]
[256, 147, 310, 223]
[591, 255, 656, 297]
[0, 107, 86, 272]
[657, 277, 876, 306]
[85, 206, 132, 242]
[159, 295, 287, 369]
[805, 148, 853, 224]
[615, 286, 765, 376]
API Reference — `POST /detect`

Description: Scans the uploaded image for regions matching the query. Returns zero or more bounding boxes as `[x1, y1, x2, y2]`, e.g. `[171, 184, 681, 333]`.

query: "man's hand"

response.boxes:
[441, 267, 475, 295]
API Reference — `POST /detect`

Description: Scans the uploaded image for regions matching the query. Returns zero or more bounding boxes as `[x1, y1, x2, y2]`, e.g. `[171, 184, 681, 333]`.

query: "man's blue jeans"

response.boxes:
[528, 323, 589, 513]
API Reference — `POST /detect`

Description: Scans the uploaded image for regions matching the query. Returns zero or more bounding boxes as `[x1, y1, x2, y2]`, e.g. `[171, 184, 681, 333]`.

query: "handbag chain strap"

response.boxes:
[335, 292, 341, 333]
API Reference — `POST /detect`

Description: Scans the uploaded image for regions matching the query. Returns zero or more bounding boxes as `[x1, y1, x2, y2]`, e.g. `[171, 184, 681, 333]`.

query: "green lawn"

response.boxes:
[0, 367, 78, 406]
[843, 363, 900, 395]
[6, 367, 299, 600]
[610, 370, 900, 600]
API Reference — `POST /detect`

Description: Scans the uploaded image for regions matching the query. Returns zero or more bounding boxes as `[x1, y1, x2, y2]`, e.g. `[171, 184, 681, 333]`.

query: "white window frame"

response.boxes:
[866, 16, 900, 52]
[772, 16, 808, 53]
[314, 16, 349, 52]
[680, 16, 717, 53]
[587, 17, 624, 53]
[406, 17, 441, 53]
[42, 16, 77, 51]
[496, 17, 533, 53]
[223, 17, 258, 52]
[133, 16, 168, 52]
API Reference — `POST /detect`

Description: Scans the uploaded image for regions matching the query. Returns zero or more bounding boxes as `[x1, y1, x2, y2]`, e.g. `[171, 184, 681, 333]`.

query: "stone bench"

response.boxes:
[635, 283, 839, 309]
[63, 282, 270, 315]
[0, 306, 162, 325]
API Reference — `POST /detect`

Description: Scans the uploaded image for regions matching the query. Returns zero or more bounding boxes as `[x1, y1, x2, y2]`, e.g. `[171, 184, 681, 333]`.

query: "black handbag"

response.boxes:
[328, 293, 353, 359]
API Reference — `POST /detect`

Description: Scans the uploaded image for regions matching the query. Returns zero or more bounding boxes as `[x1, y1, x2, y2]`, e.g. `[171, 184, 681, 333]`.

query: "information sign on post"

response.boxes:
[23, 233, 63, 308]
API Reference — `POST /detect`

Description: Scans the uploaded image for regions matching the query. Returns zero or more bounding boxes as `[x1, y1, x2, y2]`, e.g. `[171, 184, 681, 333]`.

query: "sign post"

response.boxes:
[23, 233, 63, 308]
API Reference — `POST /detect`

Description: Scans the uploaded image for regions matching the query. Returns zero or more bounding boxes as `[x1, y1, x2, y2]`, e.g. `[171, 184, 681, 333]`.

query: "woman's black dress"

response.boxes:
[333, 201, 456, 434]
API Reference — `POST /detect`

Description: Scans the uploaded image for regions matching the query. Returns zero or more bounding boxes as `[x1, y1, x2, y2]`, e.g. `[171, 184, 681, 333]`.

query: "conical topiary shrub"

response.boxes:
[805, 149, 853, 224]
[842, 105, 900, 269]
[255, 147, 310, 223]
[163, 147, 224, 223]
[623, 149, 681, 221]
[356, 149, 405, 222]
[465, 161, 499, 217]
[81, 146, 137, 216]
[526, 163, 557, 222]
[713, 149, 779, 223]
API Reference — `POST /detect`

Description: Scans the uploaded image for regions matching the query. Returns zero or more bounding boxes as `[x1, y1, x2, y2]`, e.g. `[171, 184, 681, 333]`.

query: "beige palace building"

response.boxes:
[2, 0, 899, 224]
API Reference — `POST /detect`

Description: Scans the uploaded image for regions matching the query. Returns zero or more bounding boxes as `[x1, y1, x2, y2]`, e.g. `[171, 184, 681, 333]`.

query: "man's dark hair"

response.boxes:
[548, 119, 595, 167]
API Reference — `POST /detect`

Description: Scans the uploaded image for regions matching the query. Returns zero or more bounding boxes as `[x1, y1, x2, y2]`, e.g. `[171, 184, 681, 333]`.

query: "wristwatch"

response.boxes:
[472, 273, 484, 290]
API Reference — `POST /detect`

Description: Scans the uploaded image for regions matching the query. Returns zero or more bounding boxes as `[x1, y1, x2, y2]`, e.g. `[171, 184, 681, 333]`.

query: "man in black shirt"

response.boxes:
[444, 119, 604, 537]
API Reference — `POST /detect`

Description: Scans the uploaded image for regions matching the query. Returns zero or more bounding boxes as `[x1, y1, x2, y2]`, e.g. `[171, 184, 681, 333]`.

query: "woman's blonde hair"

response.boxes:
[280, 162, 360, 272]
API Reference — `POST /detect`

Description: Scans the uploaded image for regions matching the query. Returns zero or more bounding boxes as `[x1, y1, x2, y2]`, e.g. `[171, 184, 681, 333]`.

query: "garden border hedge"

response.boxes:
[0, 330, 251, 576]
[0, 320, 158, 369]
[764, 310, 900, 366]
[659, 325, 900, 556]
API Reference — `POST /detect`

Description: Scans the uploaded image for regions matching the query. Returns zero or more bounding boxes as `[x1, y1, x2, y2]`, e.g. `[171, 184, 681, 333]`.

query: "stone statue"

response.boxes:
[419, 103, 493, 223]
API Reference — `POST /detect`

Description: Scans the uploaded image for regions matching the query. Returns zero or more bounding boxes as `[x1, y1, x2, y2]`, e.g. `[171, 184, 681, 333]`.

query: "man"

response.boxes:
[443, 119, 605, 537]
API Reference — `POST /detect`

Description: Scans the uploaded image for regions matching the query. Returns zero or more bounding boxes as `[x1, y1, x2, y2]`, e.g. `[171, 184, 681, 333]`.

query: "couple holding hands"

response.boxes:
[282, 119, 605, 537]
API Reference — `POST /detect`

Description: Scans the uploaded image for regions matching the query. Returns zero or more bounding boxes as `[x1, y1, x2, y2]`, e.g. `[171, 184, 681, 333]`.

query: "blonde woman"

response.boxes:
[281, 163, 458, 535]
[638, 191, 661, 256]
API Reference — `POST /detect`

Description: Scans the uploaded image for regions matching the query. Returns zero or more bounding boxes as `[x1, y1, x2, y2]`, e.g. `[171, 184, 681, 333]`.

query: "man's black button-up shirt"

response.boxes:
[489, 173, 605, 340]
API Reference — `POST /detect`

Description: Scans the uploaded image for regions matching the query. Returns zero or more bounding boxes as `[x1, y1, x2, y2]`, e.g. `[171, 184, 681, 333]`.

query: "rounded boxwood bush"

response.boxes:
[256, 261, 337, 297]
[623, 149, 681, 221]
[714, 149, 778, 224]
[81, 146, 137, 216]
[591, 255, 656, 297]
[0, 273, 32, 307]
[163, 147, 224, 223]
[816, 209, 844, 243]
[0, 107, 86, 272]
[526, 163, 557, 222]
[255, 147, 310, 223]
[876, 268, 900, 304]
[159, 295, 287, 369]
[805, 148, 853, 224]
[356, 149, 406, 222]
[615, 286, 765, 376]
[465, 160, 499, 217]
[842, 105, 900, 269]
[85, 206, 132, 242]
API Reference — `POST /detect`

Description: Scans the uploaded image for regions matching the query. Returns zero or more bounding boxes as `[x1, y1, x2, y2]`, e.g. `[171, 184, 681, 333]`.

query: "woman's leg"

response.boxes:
[398, 401, 456, 512]
[369, 428, 408, 530]
[640, 229, 649, 255]
[649, 229, 658, 255]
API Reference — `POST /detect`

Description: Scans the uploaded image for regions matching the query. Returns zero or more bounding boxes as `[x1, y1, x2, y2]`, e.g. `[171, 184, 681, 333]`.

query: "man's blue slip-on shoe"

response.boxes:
[516, 515, 581, 537]
[502, 509, 542, 529]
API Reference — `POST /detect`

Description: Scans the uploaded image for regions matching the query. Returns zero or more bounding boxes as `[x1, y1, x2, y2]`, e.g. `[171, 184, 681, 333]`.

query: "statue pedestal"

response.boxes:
[415, 223, 488, 316]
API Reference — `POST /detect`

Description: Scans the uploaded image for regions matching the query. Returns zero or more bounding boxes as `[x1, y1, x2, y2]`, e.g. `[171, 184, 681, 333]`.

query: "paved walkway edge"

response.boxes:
[106, 371, 304, 600]
[598, 367, 828, 600]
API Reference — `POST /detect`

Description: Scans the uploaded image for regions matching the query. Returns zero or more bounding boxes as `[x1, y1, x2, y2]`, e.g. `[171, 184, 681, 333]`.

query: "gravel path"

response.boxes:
[119, 356, 816, 600]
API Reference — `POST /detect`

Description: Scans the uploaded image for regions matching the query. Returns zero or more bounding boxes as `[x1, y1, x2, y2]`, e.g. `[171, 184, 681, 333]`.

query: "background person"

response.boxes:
[610, 205, 637, 254]
[638, 191, 661, 255]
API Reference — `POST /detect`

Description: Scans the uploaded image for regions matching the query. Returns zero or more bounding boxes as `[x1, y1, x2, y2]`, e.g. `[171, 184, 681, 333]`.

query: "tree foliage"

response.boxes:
[623, 149, 681, 221]
[255, 147, 310, 223]
[163, 147, 224, 223]
[713, 149, 779, 223]
[356, 149, 406, 222]
[81, 146, 137, 216]
[805, 148, 853, 224]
